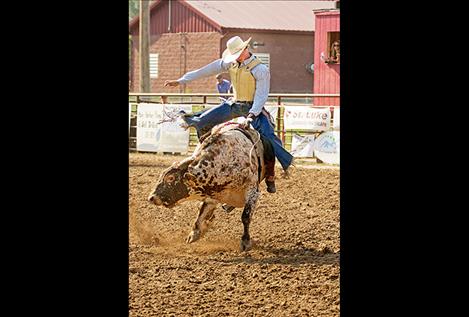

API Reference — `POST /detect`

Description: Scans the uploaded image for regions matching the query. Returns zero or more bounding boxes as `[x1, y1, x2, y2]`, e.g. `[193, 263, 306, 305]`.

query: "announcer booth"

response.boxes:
[312, 8, 340, 107]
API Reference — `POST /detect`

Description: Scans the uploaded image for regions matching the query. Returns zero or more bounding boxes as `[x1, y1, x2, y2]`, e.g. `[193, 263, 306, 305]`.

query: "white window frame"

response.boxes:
[149, 53, 159, 78]
[253, 53, 270, 70]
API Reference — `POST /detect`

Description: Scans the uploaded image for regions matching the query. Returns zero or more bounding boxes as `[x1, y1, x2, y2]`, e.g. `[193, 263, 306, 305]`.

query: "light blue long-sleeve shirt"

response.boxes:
[177, 54, 270, 117]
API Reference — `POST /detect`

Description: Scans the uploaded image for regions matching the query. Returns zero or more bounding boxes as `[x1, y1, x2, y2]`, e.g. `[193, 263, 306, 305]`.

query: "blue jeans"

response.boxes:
[182, 102, 294, 171]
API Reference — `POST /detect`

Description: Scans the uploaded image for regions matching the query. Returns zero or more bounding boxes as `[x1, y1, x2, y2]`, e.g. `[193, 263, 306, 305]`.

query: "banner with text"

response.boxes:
[314, 131, 340, 165]
[265, 106, 278, 122]
[283, 106, 331, 131]
[291, 134, 315, 157]
[136, 103, 192, 153]
[333, 107, 340, 130]
[129, 103, 132, 133]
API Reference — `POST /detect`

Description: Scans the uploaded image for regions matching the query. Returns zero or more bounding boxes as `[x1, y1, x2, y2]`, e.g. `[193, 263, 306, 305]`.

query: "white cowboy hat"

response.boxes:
[222, 36, 252, 63]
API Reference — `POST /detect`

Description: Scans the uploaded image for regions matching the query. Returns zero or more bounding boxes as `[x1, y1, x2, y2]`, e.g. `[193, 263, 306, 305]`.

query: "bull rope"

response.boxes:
[248, 128, 261, 170]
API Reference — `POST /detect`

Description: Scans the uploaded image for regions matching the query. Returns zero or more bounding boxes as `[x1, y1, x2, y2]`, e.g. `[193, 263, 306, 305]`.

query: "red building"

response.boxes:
[129, 0, 337, 94]
[313, 8, 340, 106]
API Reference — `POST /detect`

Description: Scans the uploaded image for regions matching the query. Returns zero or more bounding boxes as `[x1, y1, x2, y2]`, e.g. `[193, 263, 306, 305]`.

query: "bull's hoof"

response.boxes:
[221, 204, 235, 213]
[240, 239, 252, 252]
[186, 229, 201, 244]
[265, 180, 276, 193]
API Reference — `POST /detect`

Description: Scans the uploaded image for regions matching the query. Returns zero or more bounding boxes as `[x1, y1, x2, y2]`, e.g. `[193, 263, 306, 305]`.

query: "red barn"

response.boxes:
[129, 0, 338, 94]
[313, 8, 340, 106]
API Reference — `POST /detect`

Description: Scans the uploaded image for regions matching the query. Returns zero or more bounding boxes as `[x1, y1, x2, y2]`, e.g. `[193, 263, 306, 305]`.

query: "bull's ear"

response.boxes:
[184, 172, 196, 186]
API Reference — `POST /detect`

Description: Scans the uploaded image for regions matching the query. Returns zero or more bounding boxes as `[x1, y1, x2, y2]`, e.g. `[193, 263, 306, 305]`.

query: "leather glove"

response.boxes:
[243, 114, 255, 129]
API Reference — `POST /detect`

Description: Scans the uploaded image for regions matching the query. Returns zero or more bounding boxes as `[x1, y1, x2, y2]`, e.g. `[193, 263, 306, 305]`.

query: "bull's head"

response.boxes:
[147, 158, 193, 208]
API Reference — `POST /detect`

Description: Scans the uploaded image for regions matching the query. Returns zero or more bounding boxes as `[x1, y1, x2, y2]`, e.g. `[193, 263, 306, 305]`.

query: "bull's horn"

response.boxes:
[178, 157, 194, 170]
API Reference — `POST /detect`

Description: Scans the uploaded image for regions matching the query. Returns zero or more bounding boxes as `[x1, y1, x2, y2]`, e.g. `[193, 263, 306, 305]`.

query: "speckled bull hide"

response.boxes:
[148, 123, 266, 251]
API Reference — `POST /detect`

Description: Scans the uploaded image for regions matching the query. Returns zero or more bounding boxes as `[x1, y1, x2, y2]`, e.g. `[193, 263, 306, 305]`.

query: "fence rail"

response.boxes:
[129, 93, 340, 155]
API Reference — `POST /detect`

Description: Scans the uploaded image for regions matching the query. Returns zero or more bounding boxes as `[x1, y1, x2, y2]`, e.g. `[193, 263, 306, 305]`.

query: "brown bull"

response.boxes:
[148, 123, 265, 251]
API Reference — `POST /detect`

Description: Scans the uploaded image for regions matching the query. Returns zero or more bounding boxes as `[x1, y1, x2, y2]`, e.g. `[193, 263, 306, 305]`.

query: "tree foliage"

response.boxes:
[129, 0, 139, 21]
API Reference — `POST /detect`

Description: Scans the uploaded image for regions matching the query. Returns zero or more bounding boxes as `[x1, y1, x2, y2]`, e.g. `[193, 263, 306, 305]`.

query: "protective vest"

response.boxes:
[229, 57, 262, 102]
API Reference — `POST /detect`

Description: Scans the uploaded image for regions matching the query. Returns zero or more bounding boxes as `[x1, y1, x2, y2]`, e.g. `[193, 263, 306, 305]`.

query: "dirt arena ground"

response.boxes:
[129, 153, 340, 316]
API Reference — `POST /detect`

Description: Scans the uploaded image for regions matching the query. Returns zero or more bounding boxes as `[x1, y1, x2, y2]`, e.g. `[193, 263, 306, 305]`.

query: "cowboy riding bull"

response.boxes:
[148, 122, 274, 251]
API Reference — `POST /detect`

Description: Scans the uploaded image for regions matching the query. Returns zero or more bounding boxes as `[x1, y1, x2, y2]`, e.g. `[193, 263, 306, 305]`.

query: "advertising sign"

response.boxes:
[284, 106, 331, 131]
[314, 131, 340, 165]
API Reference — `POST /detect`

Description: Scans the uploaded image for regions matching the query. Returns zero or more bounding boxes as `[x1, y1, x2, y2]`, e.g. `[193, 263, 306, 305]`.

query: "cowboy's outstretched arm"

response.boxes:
[164, 59, 230, 86]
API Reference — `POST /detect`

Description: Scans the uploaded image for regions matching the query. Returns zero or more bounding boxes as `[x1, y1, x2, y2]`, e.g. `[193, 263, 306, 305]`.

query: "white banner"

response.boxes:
[291, 134, 315, 157]
[283, 106, 331, 131]
[314, 131, 340, 165]
[158, 104, 192, 152]
[333, 107, 340, 130]
[265, 106, 278, 121]
[136, 103, 192, 153]
[136, 103, 162, 152]
[265, 105, 278, 127]
[129, 103, 132, 133]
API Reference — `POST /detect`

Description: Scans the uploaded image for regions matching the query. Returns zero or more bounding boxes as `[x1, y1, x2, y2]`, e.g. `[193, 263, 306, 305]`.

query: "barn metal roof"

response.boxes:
[186, 0, 337, 32]
[129, 0, 338, 33]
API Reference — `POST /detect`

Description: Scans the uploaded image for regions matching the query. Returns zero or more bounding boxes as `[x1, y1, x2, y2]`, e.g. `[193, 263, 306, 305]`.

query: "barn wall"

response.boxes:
[131, 32, 221, 93]
[313, 11, 340, 106]
[221, 31, 315, 93]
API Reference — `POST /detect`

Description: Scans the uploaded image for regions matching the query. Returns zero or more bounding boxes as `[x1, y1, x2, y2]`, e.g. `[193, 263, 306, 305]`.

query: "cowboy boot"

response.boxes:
[265, 159, 276, 193]
[265, 177, 276, 193]
[177, 110, 190, 130]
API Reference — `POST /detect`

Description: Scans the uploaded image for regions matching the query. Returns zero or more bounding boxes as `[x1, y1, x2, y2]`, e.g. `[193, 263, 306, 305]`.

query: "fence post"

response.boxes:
[277, 96, 285, 144]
